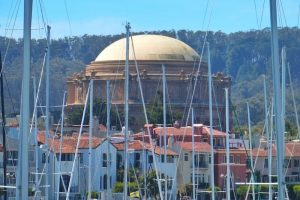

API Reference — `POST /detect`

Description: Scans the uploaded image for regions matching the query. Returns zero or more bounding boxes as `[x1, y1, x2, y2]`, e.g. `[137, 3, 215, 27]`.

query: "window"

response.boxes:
[195, 154, 207, 168]
[167, 155, 174, 163]
[103, 153, 107, 167]
[100, 176, 102, 190]
[235, 155, 241, 164]
[61, 153, 74, 161]
[217, 139, 221, 147]
[60, 175, 70, 192]
[42, 153, 47, 163]
[294, 160, 300, 167]
[79, 153, 83, 163]
[134, 153, 141, 167]
[230, 155, 234, 163]
[222, 155, 226, 163]
[284, 159, 291, 168]
[292, 172, 300, 181]
[103, 175, 107, 190]
[160, 155, 165, 163]
[7, 151, 18, 166]
[264, 159, 268, 168]
[184, 153, 189, 161]
[148, 155, 153, 164]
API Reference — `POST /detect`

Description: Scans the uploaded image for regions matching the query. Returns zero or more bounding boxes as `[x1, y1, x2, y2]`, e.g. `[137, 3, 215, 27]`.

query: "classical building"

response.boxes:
[67, 34, 230, 129]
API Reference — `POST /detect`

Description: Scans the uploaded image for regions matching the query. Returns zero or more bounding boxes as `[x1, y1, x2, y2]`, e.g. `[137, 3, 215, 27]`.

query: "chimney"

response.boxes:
[168, 135, 175, 148]
[144, 124, 155, 135]
[173, 121, 180, 129]
[92, 116, 102, 137]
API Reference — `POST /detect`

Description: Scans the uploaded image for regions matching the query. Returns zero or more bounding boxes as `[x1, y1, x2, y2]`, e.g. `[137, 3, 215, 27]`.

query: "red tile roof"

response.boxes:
[252, 141, 300, 157]
[215, 148, 247, 154]
[176, 142, 211, 153]
[37, 131, 105, 153]
[153, 125, 226, 137]
[112, 140, 178, 156]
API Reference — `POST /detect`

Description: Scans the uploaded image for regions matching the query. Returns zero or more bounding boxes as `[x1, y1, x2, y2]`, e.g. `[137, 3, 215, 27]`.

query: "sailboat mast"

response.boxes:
[281, 47, 286, 134]
[0, 52, 7, 200]
[225, 88, 230, 200]
[88, 79, 93, 200]
[207, 42, 215, 200]
[192, 108, 196, 200]
[45, 25, 51, 200]
[33, 77, 39, 195]
[56, 91, 66, 200]
[264, 76, 272, 200]
[162, 64, 168, 200]
[287, 64, 300, 138]
[247, 102, 255, 200]
[123, 22, 130, 200]
[106, 80, 111, 200]
[269, 1, 285, 199]
[16, 0, 32, 199]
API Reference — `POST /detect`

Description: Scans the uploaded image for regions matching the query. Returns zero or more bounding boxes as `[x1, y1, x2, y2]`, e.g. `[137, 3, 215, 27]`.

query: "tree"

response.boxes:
[66, 98, 124, 129]
[236, 185, 248, 200]
[112, 181, 139, 195]
[293, 185, 300, 200]
[140, 170, 160, 200]
[147, 90, 182, 124]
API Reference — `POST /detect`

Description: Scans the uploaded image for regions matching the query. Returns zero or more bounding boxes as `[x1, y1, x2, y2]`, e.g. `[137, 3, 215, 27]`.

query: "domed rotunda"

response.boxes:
[67, 34, 230, 128]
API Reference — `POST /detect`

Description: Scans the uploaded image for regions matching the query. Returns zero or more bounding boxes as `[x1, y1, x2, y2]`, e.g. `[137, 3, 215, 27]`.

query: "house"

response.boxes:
[111, 138, 178, 198]
[252, 139, 300, 184]
[37, 131, 117, 199]
[135, 123, 247, 195]
[214, 148, 247, 190]
[170, 140, 211, 199]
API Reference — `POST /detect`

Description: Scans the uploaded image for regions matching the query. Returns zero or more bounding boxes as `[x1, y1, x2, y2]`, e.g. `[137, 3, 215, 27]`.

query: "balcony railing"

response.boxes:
[192, 163, 209, 168]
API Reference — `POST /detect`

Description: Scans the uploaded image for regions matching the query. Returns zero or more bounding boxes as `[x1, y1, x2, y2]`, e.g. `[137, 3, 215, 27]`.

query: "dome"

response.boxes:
[95, 34, 199, 62]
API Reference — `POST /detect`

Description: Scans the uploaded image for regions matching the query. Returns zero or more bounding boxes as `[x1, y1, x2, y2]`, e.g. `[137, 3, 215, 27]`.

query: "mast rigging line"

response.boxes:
[33, 117, 63, 197]
[181, 0, 212, 121]
[283, 63, 300, 179]
[1, 0, 22, 77]
[28, 49, 47, 139]
[107, 51, 124, 129]
[168, 1, 216, 199]
[66, 81, 91, 200]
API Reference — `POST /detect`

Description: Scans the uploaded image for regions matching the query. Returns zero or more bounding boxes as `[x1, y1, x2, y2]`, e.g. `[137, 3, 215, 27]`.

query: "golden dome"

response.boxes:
[95, 34, 199, 62]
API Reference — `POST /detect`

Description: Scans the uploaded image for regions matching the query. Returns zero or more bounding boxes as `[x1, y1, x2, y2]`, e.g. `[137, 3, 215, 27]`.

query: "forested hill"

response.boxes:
[0, 27, 300, 130]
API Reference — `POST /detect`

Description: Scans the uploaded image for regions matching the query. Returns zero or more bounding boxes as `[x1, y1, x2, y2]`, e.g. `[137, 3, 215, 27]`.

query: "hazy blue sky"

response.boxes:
[0, 0, 299, 38]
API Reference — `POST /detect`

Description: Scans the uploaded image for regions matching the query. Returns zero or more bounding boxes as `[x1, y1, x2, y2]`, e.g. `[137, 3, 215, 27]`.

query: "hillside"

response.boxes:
[0, 27, 299, 131]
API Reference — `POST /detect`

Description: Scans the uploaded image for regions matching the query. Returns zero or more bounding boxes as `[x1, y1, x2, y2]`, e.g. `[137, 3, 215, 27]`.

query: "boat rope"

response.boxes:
[66, 82, 90, 200]
[169, 1, 216, 199]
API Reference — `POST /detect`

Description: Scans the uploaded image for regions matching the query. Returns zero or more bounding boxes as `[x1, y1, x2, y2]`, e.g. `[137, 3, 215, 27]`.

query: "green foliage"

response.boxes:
[141, 170, 160, 199]
[179, 184, 193, 197]
[112, 182, 124, 193]
[1, 28, 300, 129]
[66, 98, 124, 128]
[236, 185, 248, 200]
[28, 188, 34, 196]
[147, 90, 182, 124]
[86, 191, 99, 198]
[207, 186, 221, 191]
[293, 185, 300, 200]
[0, 188, 4, 196]
[112, 182, 139, 195]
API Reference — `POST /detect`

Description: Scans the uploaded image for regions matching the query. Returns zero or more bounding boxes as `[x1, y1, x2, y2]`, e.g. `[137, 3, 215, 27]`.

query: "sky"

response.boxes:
[0, 0, 299, 39]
